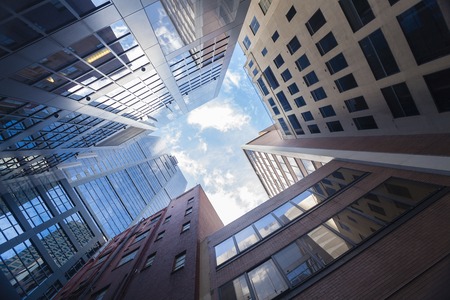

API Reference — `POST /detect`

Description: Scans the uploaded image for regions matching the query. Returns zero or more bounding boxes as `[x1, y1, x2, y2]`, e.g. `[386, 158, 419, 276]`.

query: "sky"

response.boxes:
[156, 46, 273, 225]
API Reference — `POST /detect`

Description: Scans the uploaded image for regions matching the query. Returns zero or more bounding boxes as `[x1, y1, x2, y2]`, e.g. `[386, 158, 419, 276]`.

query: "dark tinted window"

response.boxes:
[287, 36, 301, 54]
[294, 96, 306, 107]
[308, 124, 321, 134]
[261, 47, 268, 56]
[389, 0, 400, 4]
[339, 0, 375, 32]
[359, 29, 399, 80]
[250, 17, 260, 35]
[327, 121, 344, 132]
[316, 32, 338, 56]
[268, 98, 280, 115]
[335, 73, 358, 92]
[286, 6, 297, 22]
[353, 116, 378, 130]
[243, 36, 251, 49]
[278, 118, 291, 135]
[311, 87, 327, 101]
[397, 0, 450, 65]
[263, 66, 279, 89]
[381, 82, 420, 118]
[302, 111, 314, 121]
[326, 53, 348, 74]
[287, 83, 300, 95]
[303, 71, 319, 86]
[319, 105, 336, 118]
[274, 54, 285, 68]
[276, 91, 292, 112]
[288, 114, 304, 135]
[272, 31, 279, 42]
[345, 96, 369, 112]
[281, 69, 292, 82]
[295, 54, 310, 71]
[423, 68, 450, 112]
[256, 77, 269, 96]
[306, 9, 326, 36]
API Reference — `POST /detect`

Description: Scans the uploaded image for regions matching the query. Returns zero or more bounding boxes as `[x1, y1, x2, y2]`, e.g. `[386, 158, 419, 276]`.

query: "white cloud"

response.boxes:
[223, 69, 242, 92]
[172, 150, 207, 179]
[187, 100, 250, 132]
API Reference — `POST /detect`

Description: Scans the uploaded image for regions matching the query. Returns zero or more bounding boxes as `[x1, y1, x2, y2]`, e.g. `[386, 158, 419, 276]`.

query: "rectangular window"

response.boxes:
[303, 71, 319, 86]
[424, 68, 450, 112]
[272, 31, 279, 42]
[242, 36, 251, 50]
[273, 54, 285, 68]
[306, 9, 326, 36]
[173, 251, 186, 272]
[302, 111, 314, 121]
[316, 32, 338, 56]
[215, 237, 237, 265]
[353, 116, 378, 130]
[287, 83, 299, 95]
[187, 197, 194, 204]
[256, 77, 269, 96]
[185, 207, 192, 215]
[248, 260, 288, 299]
[287, 36, 301, 54]
[235, 225, 260, 252]
[164, 215, 171, 223]
[339, 0, 375, 32]
[288, 114, 304, 135]
[308, 124, 321, 134]
[253, 214, 281, 238]
[311, 87, 327, 101]
[144, 253, 156, 269]
[286, 6, 297, 22]
[248, 60, 254, 68]
[268, 98, 280, 115]
[263, 66, 279, 89]
[117, 249, 138, 267]
[319, 105, 336, 118]
[359, 29, 399, 80]
[281, 69, 292, 82]
[295, 54, 310, 71]
[278, 118, 291, 135]
[335, 73, 358, 92]
[258, 0, 272, 15]
[294, 96, 306, 107]
[219, 275, 251, 300]
[181, 221, 190, 233]
[326, 53, 348, 74]
[250, 16, 260, 35]
[381, 82, 420, 118]
[261, 47, 268, 56]
[155, 231, 165, 241]
[276, 91, 292, 112]
[133, 231, 149, 243]
[345, 96, 369, 112]
[252, 69, 259, 76]
[397, 0, 450, 65]
[327, 120, 344, 132]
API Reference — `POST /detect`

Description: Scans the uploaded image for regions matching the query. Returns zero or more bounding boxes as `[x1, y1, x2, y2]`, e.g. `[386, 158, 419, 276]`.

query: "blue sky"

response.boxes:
[157, 47, 273, 224]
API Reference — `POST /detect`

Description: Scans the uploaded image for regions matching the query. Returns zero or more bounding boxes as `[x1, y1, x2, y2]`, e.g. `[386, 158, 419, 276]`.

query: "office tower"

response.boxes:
[0, 0, 250, 180]
[0, 171, 105, 300]
[58, 134, 187, 239]
[243, 125, 328, 197]
[55, 185, 223, 300]
[239, 0, 450, 139]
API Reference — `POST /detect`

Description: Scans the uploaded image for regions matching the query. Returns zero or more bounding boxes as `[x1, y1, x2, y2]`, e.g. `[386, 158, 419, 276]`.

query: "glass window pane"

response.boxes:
[248, 259, 288, 299]
[0, 19, 42, 51]
[273, 202, 303, 224]
[66, 0, 109, 17]
[215, 237, 237, 265]
[235, 225, 260, 252]
[24, 2, 76, 33]
[291, 190, 324, 211]
[254, 214, 281, 238]
[38, 224, 76, 267]
[306, 225, 352, 260]
[219, 274, 251, 300]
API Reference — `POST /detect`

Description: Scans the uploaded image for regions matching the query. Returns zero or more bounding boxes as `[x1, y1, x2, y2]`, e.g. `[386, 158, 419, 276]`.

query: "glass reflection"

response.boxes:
[219, 274, 251, 300]
[248, 260, 287, 300]
[38, 224, 76, 267]
[215, 237, 237, 265]
[272, 202, 303, 224]
[307, 225, 352, 260]
[0, 198, 24, 244]
[253, 214, 281, 238]
[235, 226, 260, 252]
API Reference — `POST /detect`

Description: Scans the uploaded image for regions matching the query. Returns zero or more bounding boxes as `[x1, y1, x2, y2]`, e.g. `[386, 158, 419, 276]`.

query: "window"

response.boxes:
[353, 116, 378, 130]
[311, 87, 327, 101]
[144, 253, 156, 268]
[235, 225, 260, 252]
[345, 96, 369, 112]
[327, 120, 344, 132]
[173, 251, 186, 272]
[359, 29, 399, 80]
[306, 9, 326, 35]
[288, 114, 304, 135]
[242, 36, 251, 50]
[326, 53, 348, 74]
[278, 118, 291, 135]
[276, 91, 292, 112]
[263, 66, 279, 89]
[155, 231, 165, 241]
[302, 111, 314, 121]
[268, 98, 280, 115]
[261, 47, 268, 56]
[381, 82, 420, 118]
[295, 54, 310, 71]
[303, 71, 319, 86]
[316, 32, 338, 56]
[248, 60, 254, 68]
[319, 105, 336, 118]
[181, 221, 190, 233]
[164, 215, 171, 223]
[259, 0, 272, 15]
[248, 260, 288, 299]
[286, 6, 297, 22]
[185, 207, 192, 216]
[252, 69, 259, 76]
[253, 214, 281, 238]
[133, 231, 149, 243]
[215, 237, 237, 265]
[256, 77, 269, 96]
[187, 197, 194, 204]
[308, 124, 321, 133]
[250, 17, 260, 35]
[219, 275, 251, 300]
[287, 36, 301, 54]
[272, 31, 279, 42]
[339, 0, 375, 32]
[117, 249, 138, 267]
[335, 73, 358, 92]
[389, 0, 400, 4]
[294, 96, 306, 107]
[287, 83, 299, 95]
[94, 287, 109, 300]
[424, 68, 450, 112]
[281, 69, 292, 82]
[397, 0, 450, 65]
[273, 54, 284, 68]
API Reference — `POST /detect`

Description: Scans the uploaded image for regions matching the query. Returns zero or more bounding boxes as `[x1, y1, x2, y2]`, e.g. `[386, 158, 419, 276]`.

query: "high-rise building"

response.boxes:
[243, 125, 328, 197]
[55, 185, 223, 300]
[239, 0, 450, 139]
[0, 0, 251, 180]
